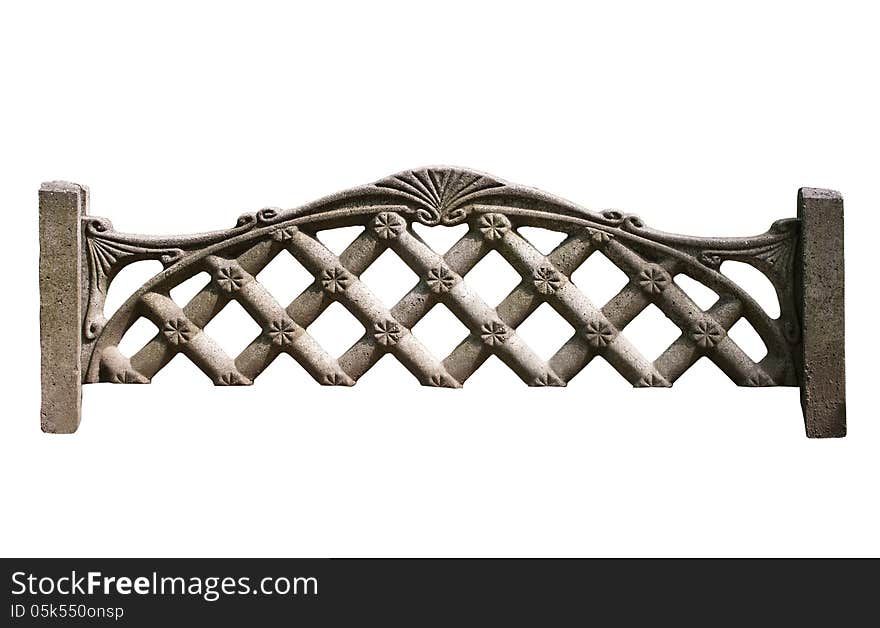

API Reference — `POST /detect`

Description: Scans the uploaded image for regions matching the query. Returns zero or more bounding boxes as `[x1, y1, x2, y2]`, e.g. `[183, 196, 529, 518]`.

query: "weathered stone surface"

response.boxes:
[797, 188, 846, 438]
[37, 169, 846, 436]
[39, 182, 86, 433]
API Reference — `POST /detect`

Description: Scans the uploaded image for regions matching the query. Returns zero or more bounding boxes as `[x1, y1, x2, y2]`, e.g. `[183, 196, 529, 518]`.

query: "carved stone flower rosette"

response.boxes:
[267, 318, 298, 347]
[321, 267, 351, 294]
[372, 212, 406, 240]
[426, 266, 456, 294]
[111, 370, 148, 384]
[635, 373, 670, 388]
[323, 372, 353, 386]
[691, 319, 725, 349]
[215, 266, 245, 293]
[533, 266, 563, 295]
[582, 321, 616, 348]
[745, 372, 773, 387]
[163, 318, 196, 345]
[373, 320, 403, 346]
[587, 228, 613, 247]
[531, 372, 564, 387]
[217, 371, 251, 386]
[480, 321, 509, 346]
[638, 264, 671, 295]
[478, 213, 511, 241]
[272, 226, 298, 242]
[428, 373, 457, 388]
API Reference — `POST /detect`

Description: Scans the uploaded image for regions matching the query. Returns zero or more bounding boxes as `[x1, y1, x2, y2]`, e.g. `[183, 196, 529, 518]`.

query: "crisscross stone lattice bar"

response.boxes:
[337, 225, 490, 384]
[130, 240, 283, 379]
[236, 229, 384, 381]
[280, 223, 459, 386]
[106, 212, 810, 391]
[204, 254, 351, 385]
[444, 231, 595, 383]
[139, 291, 248, 385]
[598, 238, 766, 385]
[489, 216, 667, 386]
[38, 169, 846, 436]
[386, 212, 563, 386]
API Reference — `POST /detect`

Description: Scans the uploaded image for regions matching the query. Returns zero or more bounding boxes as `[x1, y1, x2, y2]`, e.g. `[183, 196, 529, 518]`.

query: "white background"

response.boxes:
[1, 1, 877, 557]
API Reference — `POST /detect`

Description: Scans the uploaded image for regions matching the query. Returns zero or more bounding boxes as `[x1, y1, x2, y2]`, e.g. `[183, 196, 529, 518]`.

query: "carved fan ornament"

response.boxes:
[374, 168, 506, 226]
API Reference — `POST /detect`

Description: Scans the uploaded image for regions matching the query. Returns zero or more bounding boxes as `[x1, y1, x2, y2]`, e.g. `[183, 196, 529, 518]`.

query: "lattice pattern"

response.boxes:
[87, 185, 793, 390]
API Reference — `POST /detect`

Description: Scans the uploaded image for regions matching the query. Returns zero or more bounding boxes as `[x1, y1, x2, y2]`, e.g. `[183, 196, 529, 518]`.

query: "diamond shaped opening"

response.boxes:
[727, 318, 768, 362]
[411, 222, 469, 256]
[673, 356, 729, 388]
[721, 261, 780, 318]
[570, 252, 629, 308]
[105, 259, 163, 316]
[569, 355, 632, 389]
[253, 351, 313, 387]
[518, 226, 568, 254]
[256, 250, 315, 306]
[514, 303, 575, 361]
[151, 352, 209, 386]
[411, 303, 471, 361]
[170, 271, 211, 308]
[462, 249, 522, 307]
[464, 353, 524, 387]
[202, 300, 263, 360]
[621, 304, 681, 362]
[673, 274, 719, 310]
[359, 249, 419, 309]
[356, 353, 416, 385]
[118, 317, 159, 358]
[317, 226, 364, 256]
[306, 301, 365, 358]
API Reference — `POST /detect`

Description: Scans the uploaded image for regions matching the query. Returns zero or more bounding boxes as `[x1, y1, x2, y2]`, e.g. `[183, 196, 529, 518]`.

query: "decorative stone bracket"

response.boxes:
[38, 168, 846, 437]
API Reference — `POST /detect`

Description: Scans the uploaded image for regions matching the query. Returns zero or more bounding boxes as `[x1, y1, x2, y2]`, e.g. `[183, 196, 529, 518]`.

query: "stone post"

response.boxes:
[797, 188, 846, 438]
[39, 181, 87, 433]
